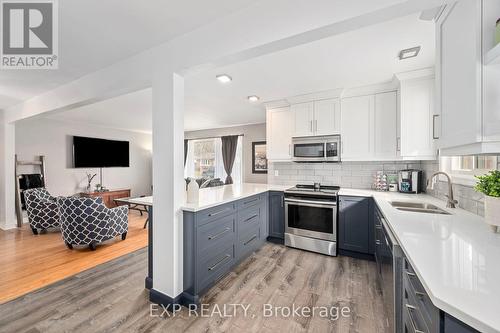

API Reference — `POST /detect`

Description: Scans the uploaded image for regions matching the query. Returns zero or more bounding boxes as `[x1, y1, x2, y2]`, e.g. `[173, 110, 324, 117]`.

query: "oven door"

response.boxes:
[285, 198, 336, 241]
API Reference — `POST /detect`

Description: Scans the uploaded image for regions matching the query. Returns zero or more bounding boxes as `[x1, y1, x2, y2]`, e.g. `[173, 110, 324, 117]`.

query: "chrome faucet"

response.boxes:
[427, 172, 458, 208]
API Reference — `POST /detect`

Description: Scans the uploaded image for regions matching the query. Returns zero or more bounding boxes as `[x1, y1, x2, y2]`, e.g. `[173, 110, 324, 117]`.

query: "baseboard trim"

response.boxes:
[0, 222, 18, 230]
[145, 277, 153, 290]
[266, 236, 284, 245]
[149, 289, 198, 309]
[338, 249, 375, 261]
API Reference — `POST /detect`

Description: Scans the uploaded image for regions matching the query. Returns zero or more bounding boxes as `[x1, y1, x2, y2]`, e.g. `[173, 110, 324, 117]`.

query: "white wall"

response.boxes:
[15, 118, 152, 197]
[185, 123, 267, 184]
[0, 111, 16, 230]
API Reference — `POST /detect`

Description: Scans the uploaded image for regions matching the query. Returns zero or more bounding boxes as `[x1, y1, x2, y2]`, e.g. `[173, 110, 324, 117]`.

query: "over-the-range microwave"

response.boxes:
[292, 135, 341, 162]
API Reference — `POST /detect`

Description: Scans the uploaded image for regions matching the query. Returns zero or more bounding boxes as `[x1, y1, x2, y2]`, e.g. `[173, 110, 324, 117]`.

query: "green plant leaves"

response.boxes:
[475, 170, 500, 197]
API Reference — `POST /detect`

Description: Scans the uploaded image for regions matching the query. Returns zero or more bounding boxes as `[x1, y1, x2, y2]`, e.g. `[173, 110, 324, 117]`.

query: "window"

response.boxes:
[440, 155, 498, 185]
[184, 136, 243, 184]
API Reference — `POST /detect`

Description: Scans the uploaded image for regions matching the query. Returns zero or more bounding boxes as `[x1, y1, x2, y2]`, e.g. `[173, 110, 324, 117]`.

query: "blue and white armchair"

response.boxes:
[57, 196, 128, 250]
[24, 188, 60, 235]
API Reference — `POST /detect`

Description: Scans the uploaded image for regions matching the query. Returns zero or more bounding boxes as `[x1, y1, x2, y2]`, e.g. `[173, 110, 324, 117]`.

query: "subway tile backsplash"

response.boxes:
[269, 160, 485, 217]
[268, 161, 422, 189]
[421, 160, 485, 217]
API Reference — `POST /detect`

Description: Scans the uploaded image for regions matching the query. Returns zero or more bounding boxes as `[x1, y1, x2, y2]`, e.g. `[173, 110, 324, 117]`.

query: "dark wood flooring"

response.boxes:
[0, 243, 388, 333]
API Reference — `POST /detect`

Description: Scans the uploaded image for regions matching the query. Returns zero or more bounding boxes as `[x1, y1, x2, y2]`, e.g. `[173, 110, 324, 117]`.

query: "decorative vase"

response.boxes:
[484, 195, 500, 233]
[187, 178, 199, 204]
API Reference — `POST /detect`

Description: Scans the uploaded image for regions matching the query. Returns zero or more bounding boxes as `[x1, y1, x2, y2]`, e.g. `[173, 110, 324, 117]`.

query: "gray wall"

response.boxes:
[15, 118, 153, 197]
[185, 123, 267, 184]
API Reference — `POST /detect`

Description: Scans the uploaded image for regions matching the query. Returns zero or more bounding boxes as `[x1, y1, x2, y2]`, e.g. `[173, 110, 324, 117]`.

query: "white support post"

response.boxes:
[151, 65, 186, 300]
[0, 111, 16, 230]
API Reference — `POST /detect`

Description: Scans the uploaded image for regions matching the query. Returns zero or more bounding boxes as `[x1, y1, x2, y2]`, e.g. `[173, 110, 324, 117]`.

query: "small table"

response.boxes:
[114, 196, 153, 289]
[113, 197, 150, 228]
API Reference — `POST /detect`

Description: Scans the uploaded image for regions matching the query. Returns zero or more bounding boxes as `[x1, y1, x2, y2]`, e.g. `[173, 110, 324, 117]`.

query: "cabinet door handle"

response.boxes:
[432, 115, 440, 139]
[405, 305, 425, 333]
[244, 234, 257, 246]
[281, 196, 284, 208]
[375, 240, 381, 245]
[406, 271, 426, 298]
[244, 214, 259, 223]
[208, 254, 231, 271]
[244, 198, 259, 206]
[310, 120, 313, 132]
[208, 227, 230, 240]
[208, 208, 230, 217]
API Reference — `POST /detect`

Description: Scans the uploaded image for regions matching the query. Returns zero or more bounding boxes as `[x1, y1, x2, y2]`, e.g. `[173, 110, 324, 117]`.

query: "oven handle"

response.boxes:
[285, 198, 337, 208]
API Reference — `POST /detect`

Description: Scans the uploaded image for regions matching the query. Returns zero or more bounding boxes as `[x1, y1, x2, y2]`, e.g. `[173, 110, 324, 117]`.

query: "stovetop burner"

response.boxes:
[285, 184, 340, 196]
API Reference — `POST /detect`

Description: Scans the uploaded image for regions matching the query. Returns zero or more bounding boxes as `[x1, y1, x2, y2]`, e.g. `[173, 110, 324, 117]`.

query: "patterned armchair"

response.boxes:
[57, 196, 128, 250]
[24, 188, 59, 235]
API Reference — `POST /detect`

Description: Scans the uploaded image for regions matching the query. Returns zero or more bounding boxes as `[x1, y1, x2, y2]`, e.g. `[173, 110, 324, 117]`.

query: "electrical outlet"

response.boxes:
[274, 170, 279, 176]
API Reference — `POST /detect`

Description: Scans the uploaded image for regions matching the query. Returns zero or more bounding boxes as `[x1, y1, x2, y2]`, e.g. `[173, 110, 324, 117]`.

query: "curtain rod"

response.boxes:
[185, 134, 244, 141]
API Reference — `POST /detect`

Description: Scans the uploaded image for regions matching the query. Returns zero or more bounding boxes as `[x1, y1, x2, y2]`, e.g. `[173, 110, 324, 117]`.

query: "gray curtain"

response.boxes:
[221, 135, 239, 184]
[184, 139, 188, 166]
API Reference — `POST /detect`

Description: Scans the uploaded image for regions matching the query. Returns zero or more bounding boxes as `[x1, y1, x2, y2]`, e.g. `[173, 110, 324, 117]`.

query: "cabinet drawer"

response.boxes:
[237, 194, 264, 210]
[238, 228, 260, 259]
[403, 301, 429, 333]
[238, 205, 261, 235]
[198, 245, 235, 292]
[403, 258, 439, 333]
[197, 214, 236, 255]
[196, 202, 237, 226]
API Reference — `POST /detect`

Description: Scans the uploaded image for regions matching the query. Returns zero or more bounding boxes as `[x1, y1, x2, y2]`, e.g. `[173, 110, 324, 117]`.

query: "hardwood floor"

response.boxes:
[0, 243, 389, 333]
[0, 211, 148, 304]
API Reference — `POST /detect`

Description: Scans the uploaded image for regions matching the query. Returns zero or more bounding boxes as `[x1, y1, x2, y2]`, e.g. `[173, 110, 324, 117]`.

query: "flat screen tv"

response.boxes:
[73, 136, 129, 168]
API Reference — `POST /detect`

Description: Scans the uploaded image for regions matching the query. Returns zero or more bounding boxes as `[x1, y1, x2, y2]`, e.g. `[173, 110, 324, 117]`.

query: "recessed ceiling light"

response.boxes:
[216, 74, 232, 83]
[247, 95, 260, 102]
[398, 46, 421, 60]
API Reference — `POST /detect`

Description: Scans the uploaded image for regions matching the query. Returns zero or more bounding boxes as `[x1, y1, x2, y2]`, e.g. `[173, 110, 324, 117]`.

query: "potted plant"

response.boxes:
[475, 170, 500, 232]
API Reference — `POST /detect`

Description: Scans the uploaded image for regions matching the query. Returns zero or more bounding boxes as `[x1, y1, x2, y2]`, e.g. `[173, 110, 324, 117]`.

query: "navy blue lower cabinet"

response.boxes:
[443, 313, 480, 333]
[267, 191, 285, 242]
[183, 193, 269, 304]
[338, 196, 372, 256]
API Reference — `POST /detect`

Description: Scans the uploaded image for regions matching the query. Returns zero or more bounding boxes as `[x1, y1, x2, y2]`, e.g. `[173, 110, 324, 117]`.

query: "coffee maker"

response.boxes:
[398, 170, 423, 194]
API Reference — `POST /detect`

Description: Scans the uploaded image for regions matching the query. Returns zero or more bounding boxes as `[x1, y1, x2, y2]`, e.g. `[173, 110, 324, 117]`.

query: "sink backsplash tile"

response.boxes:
[421, 160, 484, 217]
[268, 160, 485, 217]
[268, 160, 421, 189]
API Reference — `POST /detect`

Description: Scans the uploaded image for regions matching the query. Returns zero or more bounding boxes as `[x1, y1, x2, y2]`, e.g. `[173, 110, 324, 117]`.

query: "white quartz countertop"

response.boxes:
[340, 189, 500, 333]
[181, 183, 290, 212]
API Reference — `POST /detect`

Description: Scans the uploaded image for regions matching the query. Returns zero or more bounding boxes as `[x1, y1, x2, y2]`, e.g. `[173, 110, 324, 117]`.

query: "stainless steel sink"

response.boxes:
[390, 201, 451, 215]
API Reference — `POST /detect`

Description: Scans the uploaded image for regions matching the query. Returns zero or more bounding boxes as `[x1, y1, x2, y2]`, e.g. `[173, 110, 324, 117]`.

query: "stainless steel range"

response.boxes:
[284, 184, 339, 256]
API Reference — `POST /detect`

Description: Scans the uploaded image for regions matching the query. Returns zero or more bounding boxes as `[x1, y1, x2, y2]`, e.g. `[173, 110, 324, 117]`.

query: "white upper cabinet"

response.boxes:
[374, 91, 398, 158]
[341, 95, 373, 160]
[291, 99, 340, 137]
[266, 106, 293, 161]
[436, 0, 500, 155]
[314, 99, 341, 136]
[341, 92, 398, 161]
[291, 102, 314, 137]
[397, 71, 436, 160]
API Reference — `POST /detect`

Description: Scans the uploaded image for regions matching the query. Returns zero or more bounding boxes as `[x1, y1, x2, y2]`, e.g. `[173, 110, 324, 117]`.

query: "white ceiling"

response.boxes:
[42, 12, 435, 133]
[0, 0, 255, 109]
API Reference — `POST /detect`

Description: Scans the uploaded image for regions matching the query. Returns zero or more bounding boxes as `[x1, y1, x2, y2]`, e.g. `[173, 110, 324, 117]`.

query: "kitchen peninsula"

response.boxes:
[142, 183, 500, 333]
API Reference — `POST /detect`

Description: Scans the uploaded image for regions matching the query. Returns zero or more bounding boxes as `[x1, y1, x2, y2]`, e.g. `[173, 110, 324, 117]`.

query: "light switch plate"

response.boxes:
[274, 170, 279, 176]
